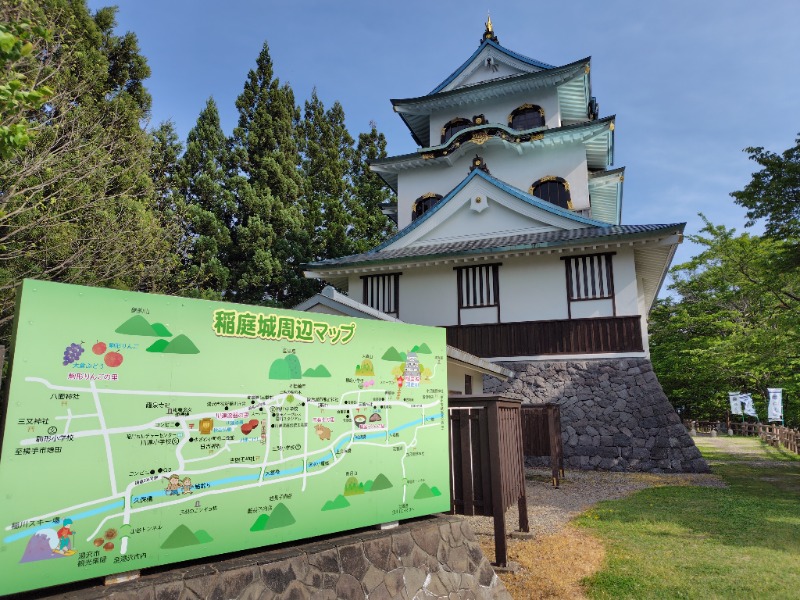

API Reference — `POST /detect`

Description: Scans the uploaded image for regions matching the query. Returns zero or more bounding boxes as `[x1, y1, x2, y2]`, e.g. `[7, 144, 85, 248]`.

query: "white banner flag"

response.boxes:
[767, 388, 783, 422]
[729, 391, 742, 415]
[740, 393, 758, 418]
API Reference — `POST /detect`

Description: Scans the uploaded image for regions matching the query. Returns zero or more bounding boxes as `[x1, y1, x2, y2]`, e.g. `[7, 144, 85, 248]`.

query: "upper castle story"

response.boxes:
[372, 18, 622, 231]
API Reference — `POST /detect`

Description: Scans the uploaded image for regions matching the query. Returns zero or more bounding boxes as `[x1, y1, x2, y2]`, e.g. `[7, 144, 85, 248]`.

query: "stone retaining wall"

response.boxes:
[16, 515, 510, 600]
[484, 358, 709, 473]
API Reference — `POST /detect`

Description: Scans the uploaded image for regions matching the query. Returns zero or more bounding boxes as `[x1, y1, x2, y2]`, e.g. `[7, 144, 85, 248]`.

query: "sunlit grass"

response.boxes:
[577, 438, 800, 599]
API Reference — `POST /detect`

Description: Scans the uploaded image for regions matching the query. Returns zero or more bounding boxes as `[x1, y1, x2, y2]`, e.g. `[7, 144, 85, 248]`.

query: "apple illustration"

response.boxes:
[104, 351, 123, 368]
[92, 341, 107, 355]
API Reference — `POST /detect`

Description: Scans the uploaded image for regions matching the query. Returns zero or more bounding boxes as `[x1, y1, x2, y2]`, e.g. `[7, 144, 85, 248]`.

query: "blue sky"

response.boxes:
[88, 0, 800, 274]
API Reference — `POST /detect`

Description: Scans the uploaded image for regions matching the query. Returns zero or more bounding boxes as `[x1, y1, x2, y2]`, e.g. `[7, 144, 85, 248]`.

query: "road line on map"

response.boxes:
[90, 380, 118, 496]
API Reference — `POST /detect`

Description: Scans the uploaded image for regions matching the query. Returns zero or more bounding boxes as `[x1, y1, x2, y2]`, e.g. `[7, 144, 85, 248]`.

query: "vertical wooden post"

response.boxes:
[486, 400, 508, 567]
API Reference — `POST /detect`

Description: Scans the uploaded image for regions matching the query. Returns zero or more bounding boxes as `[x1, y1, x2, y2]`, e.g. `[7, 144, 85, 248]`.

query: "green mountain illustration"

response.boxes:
[270, 355, 303, 379]
[370, 473, 393, 491]
[151, 322, 172, 336]
[413, 483, 441, 499]
[250, 514, 270, 532]
[145, 334, 199, 354]
[162, 334, 199, 354]
[411, 343, 432, 354]
[146, 339, 169, 353]
[381, 347, 406, 362]
[303, 364, 331, 377]
[321, 495, 351, 511]
[114, 315, 172, 337]
[264, 503, 296, 529]
[194, 529, 214, 544]
[160, 524, 201, 549]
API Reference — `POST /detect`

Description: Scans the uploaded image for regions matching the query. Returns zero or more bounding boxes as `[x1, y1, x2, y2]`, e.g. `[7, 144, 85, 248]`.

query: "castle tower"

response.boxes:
[305, 20, 707, 472]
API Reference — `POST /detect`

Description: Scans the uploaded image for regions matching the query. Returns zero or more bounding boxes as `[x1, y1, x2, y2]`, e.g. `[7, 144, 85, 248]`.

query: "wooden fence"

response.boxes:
[448, 394, 529, 567]
[520, 404, 565, 487]
[731, 422, 799, 454]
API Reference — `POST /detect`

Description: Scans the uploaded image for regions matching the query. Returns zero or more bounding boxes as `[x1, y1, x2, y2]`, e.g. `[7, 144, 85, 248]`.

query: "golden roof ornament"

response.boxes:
[482, 13, 498, 43]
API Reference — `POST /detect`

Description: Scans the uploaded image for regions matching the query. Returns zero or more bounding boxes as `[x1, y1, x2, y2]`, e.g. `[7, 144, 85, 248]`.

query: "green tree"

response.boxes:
[348, 121, 396, 253]
[230, 42, 306, 305]
[178, 98, 234, 298]
[650, 217, 800, 425]
[0, 1, 185, 340]
[0, 5, 53, 158]
[731, 133, 800, 243]
[300, 90, 354, 261]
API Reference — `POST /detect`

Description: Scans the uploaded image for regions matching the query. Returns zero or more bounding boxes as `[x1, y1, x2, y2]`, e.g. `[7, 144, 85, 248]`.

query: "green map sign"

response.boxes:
[0, 280, 449, 595]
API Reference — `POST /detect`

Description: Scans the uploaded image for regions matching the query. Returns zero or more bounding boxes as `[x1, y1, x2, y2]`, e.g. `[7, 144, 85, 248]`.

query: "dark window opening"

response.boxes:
[509, 104, 545, 130]
[412, 193, 443, 221]
[441, 118, 472, 144]
[530, 176, 572, 210]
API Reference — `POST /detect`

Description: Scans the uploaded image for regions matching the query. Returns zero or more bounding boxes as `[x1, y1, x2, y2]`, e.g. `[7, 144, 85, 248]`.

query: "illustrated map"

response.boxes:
[0, 280, 450, 595]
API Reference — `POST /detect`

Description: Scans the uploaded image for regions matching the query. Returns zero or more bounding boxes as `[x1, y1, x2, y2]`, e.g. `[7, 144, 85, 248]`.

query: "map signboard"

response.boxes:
[0, 280, 449, 595]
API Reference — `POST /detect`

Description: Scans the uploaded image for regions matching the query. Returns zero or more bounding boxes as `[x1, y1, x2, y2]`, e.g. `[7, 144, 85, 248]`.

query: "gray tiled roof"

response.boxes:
[306, 223, 685, 270]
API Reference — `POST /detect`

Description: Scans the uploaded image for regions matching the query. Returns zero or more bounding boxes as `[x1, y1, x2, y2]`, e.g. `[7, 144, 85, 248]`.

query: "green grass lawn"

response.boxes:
[577, 437, 800, 599]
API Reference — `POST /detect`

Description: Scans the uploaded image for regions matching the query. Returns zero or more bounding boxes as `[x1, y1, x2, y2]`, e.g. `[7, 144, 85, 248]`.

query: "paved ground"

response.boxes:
[465, 459, 725, 539]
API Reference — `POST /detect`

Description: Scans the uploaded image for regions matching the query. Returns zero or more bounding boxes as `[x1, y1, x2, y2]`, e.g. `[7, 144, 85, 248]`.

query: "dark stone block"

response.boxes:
[338, 545, 369, 581]
[335, 573, 363, 599]
[364, 535, 393, 572]
[308, 548, 339, 574]
[613, 433, 632, 447]
[411, 525, 440, 557]
[261, 564, 295, 594]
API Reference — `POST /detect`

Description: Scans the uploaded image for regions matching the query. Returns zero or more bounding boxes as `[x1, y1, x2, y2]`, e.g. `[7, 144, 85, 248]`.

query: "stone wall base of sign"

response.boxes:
[18, 515, 511, 600]
[483, 358, 710, 473]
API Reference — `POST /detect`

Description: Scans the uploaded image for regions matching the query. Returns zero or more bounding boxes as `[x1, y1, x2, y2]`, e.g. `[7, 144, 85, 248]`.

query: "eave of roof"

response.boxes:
[394, 57, 589, 112]
[392, 57, 589, 147]
[370, 116, 615, 193]
[430, 39, 556, 95]
[304, 223, 686, 271]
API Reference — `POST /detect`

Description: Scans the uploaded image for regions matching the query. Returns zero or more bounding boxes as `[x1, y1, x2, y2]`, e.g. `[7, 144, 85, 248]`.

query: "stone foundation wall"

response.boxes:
[17, 516, 510, 600]
[484, 358, 709, 473]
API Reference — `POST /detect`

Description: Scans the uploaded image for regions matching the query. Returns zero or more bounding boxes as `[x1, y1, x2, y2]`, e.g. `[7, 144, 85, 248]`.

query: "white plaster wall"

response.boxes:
[429, 88, 561, 146]
[346, 247, 641, 327]
[497, 254, 568, 321]
[458, 61, 520, 88]
[611, 251, 639, 316]
[348, 266, 459, 327]
[396, 142, 589, 229]
[446, 362, 485, 394]
[570, 298, 614, 319]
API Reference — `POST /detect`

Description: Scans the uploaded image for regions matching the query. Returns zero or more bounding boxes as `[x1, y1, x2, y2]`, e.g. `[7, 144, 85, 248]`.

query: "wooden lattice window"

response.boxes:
[361, 273, 400, 317]
[454, 263, 501, 324]
[561, 253, 616, 318]
[530, 176, 572, 210]
[412, 193, 443, 221]
[509, 104, 545, 130]
[441, 117, 472, 144]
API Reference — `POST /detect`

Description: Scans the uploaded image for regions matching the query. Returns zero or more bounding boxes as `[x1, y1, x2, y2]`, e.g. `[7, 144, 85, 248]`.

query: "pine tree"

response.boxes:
[300, 90, 356, 263]
[348, 122, 396, 253]
[178, 98, 235, 298]
[230, 42, 306, 305]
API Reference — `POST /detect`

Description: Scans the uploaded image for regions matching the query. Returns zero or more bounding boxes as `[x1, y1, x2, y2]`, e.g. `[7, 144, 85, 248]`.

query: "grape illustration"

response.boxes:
[62, 342, 85, 366]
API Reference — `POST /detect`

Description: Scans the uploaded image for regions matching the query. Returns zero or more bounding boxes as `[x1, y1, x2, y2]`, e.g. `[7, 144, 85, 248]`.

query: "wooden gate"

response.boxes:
[448, 394, 529, 567]
[520, 403, 565, 487]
